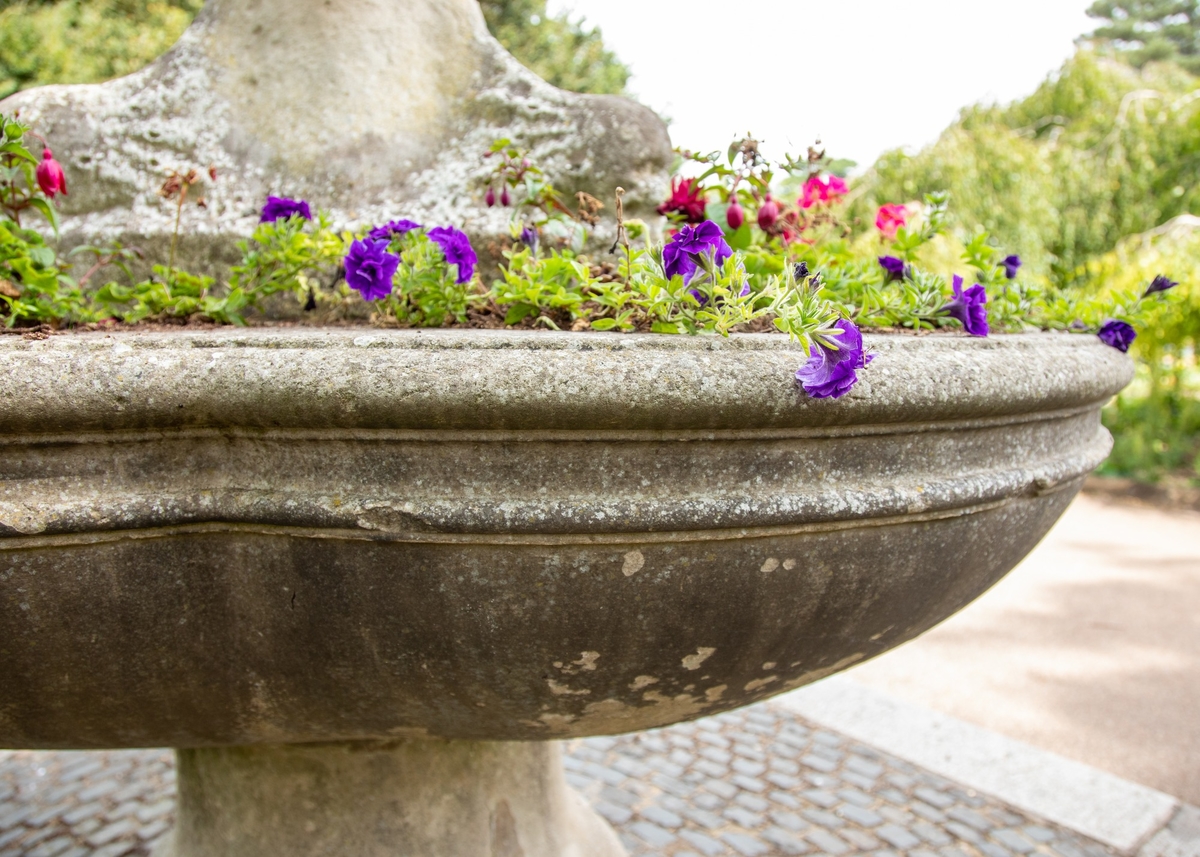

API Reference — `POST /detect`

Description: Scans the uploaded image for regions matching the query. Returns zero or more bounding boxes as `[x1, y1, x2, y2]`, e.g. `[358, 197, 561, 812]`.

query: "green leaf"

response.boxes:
[27, 198, 60, 236]
[590, 317, 618, 330]
[503, 302, 538, 325]
[0, 142, 37, 165]
[651, 321, 680, 334]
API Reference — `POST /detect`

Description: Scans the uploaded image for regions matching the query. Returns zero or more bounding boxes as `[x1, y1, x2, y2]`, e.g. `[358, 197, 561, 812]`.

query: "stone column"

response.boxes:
[0, 0, 671, 273]
[154, 739, 626, 857]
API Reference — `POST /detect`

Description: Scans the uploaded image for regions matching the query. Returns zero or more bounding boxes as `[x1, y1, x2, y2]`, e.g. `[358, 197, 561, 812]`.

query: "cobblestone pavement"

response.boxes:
[0, 703, 1116, 857]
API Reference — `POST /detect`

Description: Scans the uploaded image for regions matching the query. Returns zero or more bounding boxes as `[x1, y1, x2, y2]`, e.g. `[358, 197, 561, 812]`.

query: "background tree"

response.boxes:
[0, 0, 630, 98]
[1085, 0, 1200, 73]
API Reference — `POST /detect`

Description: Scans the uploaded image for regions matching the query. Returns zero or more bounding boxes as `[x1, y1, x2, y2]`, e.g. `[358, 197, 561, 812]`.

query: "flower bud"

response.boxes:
[501, 186, 511, 207]
[726, 200, 745, 230]
[485, 187, 496, 207]
[757, 194, 779, 231]
[35, 148, 67, 198]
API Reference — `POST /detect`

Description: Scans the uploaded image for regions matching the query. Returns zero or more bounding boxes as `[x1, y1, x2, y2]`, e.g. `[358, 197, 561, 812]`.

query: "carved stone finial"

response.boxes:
[0, 0, 672, 271]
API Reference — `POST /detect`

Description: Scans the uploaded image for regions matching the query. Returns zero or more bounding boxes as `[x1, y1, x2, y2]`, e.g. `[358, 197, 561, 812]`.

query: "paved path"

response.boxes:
[847, 494, 1200, 805]
[0, 703, 1117, 857]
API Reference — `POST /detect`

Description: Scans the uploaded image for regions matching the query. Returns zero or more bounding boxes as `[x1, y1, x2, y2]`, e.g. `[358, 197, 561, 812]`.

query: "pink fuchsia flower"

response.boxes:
[757, 194, 780, 231]
[1098, 320, 1136, 352]
[500, 186, 511, 207]
[726, 199, 745, 230]
[657, 177, 708, 223]
[344, 238, 400, 301]
[800, 175, 848, 209]
[942, 275, 989, 337]
[485, 187, 496, 207]
[875, 203, 907, 239]
[427, 225, 478, 284]
[662, 220, 733, 283]
[795, 319, 874, 399]
[260, 196, 312, 223]
[36, 148, 67, 198]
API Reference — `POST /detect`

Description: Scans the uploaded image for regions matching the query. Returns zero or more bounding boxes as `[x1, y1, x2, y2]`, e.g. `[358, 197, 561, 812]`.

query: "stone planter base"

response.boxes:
[152, 740, 625, 857]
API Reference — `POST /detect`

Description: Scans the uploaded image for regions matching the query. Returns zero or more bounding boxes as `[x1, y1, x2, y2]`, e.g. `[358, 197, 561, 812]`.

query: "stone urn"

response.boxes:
[0, 329, 1130, 856]
[0, 0, 672, 274]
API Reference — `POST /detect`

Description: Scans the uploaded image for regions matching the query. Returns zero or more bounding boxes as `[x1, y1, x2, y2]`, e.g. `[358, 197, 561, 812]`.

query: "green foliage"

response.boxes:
[1086, 0, 1200, 74]
[0, 0, 628, 97]
[852, 52, 1200, 283]
[0, 0, 200, 97]
[479, 0, 629, 95]
[375, 231, 480, 327]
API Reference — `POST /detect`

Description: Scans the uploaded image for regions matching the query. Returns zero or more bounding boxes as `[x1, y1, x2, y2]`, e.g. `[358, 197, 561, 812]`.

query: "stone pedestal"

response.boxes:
[0, 0, 671, 273]
[153, 740, 625, 857]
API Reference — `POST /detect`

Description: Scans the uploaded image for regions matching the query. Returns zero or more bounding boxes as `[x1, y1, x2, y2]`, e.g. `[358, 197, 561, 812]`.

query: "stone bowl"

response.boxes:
[0, 328, 1131, 749]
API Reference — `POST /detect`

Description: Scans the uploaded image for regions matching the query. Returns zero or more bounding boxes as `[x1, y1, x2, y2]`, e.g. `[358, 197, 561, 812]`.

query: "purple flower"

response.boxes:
[368, 219, 421, 242]
[1002, 255, 1022, 280]
[1098, 320, 1136, 352]
[662, 220, 733, 283]
[427, 226, 478, 284]
[794, 261, 809, 281]
[519, 225, 539, 251]
[795, 319, 875, 400]
[344, 238, 400, 301]
[942, 275, 989, 337]
[260, 196, 312, 223]
[878, 255, 908, 283]
[1144, 274, 1179, 297]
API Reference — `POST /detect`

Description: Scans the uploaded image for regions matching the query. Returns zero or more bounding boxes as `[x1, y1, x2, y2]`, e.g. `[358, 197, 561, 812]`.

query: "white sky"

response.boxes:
[545, 0, 1095, 171]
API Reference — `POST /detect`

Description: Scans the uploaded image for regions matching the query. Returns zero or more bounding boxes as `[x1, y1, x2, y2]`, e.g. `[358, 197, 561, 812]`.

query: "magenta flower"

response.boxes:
[796, 319, 874, 399]
[1144, 274, 1179, 297]
[875, 203, 907, 239]
[485, 187, 496, 207]
[878, 255, 908, 282]
[726, 200, 745, 230]
[942, 275, 989, 336]
[260, 196, 312, 223]
[368, 219, 422, 241]
[36, 148, 67, 198]
[757, 194, 780, 231]
[1002, 255, 1022, 279]
[1098, 320, 1136, 352]
[657, 177, 708, 223]
[344, 238, 400, 301]
[800, 175, 848, 209]
[662, 220, 733, 283]
[427, 226, 478, 284]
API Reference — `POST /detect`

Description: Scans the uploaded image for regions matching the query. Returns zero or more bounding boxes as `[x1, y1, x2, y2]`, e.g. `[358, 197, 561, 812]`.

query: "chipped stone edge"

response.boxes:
[776, 675, 1186, 855]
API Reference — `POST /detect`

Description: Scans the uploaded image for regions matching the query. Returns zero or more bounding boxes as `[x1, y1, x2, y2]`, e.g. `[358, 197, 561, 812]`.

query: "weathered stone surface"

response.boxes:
[0, 329, 1132, 747]
[154, 741, 625, 857]
[0, 0, 672, 274]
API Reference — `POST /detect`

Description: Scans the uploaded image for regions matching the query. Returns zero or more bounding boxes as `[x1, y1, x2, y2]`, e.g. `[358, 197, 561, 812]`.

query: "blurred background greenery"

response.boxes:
[0, 0, 1196, 488]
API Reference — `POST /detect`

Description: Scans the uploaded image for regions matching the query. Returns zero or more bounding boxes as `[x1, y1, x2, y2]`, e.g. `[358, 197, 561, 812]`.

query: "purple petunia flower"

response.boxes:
[1002, 255, 1022, 280]
[942, 275, 989, 337]
[662, 220, 733, 283]
[1144, 274, 1179, 297]
[344, 238, 400, 302]
[878, 255, 908, 283]
[368, 219, 422, 242]
[260, 196, 312, 223]
[1098, 320, 1136, 352]
[795, 319, 875, 400]
[427, 226, 478, 285]
[519, 225, 539, 251]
